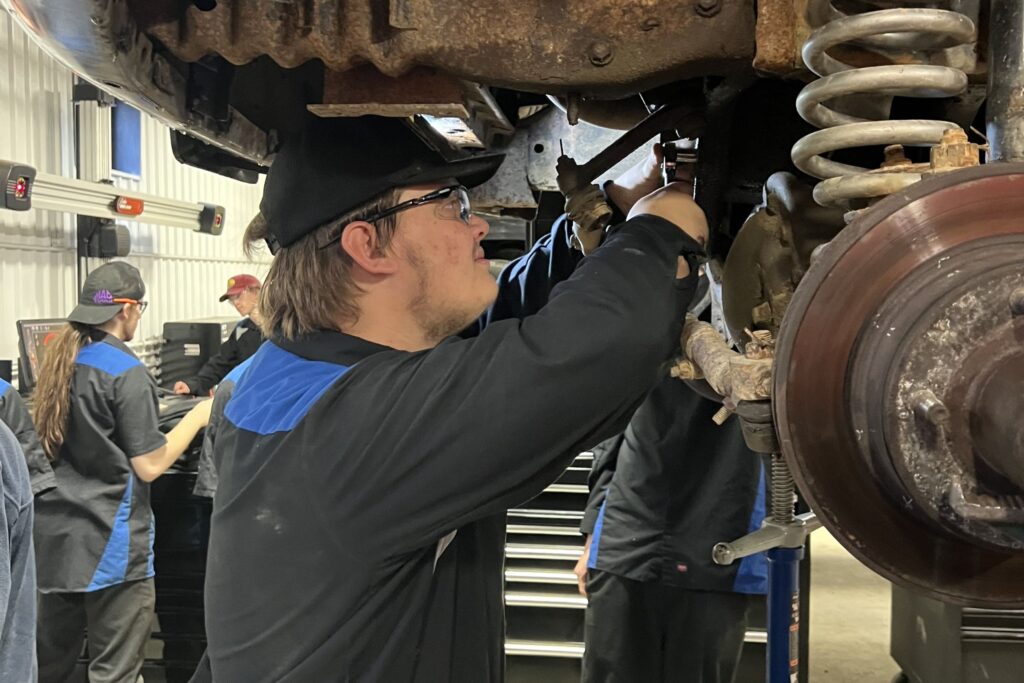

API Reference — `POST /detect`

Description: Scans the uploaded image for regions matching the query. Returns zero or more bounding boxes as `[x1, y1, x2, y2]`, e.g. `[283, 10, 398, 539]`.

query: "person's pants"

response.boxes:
[582, 570, 751, 683]
[37, 578, 155, 683]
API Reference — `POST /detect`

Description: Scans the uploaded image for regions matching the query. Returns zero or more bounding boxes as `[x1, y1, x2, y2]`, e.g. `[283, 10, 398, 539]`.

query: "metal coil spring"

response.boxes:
[791, 0, 977, 207]
[770, 453, 795, 524]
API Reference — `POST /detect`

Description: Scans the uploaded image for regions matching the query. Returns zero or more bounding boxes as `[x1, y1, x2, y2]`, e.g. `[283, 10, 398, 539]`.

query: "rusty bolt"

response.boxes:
[1010, 287, 1024, 316]
[588, 42, 614, 67]
[930, 127, 980, 172]
[881, 144, 912, 169]
[910, 389, 950, 428]
[696, 0, 721, 17]
[670, 359, 702, 381]
[641, 17, 661, 31]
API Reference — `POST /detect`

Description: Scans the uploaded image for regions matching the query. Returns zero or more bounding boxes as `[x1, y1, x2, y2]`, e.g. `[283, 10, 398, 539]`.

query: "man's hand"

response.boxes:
[629, 182, 709, 248]
[173, 381, 192, 395]
[574, 534, 593, 597]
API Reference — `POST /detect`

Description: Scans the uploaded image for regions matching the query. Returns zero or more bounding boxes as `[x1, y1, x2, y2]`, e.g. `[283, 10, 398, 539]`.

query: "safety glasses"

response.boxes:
[317, 185, 473, 250]
[113, 298, 148, 314]
[366, 185, 472, 225]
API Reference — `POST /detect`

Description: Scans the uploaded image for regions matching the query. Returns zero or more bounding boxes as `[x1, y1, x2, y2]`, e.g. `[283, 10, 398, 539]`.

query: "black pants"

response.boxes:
[582, 570, 751, 683]
[37, 578, 155, 683]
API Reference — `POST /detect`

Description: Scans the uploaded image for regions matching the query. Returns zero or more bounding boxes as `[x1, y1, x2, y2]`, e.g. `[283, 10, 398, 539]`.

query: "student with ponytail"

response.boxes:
[32, 262, 212, 683]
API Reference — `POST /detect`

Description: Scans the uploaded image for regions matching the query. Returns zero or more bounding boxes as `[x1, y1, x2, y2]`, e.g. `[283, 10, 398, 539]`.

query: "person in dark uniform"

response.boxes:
[191, 354, 254, 500]
[31, 262, 213, 683]
[575, 374, 768, 683]
[1, 375, 56, 498]
[0, 374, 57, 680]
[0, 380, 51, 682]
[194, 115, 708, 683]
[173, 273, 264, 397]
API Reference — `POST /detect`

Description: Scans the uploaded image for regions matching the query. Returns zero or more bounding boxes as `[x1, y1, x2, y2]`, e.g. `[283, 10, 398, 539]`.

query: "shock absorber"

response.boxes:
[791, 1, 977, 207]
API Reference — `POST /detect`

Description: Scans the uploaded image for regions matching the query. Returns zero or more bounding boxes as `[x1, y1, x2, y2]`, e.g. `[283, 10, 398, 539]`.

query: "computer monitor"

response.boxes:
[16, 319, 66, 394]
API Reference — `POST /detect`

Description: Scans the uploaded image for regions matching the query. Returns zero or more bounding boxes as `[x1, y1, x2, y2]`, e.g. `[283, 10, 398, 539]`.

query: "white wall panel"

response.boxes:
[106, 111, 269, 344]
[0, 9, 268, 370]
[0, 9, 76, 365]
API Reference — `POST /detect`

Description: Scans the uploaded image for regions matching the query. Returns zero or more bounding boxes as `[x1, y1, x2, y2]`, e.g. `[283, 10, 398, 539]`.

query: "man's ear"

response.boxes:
[339, 221, 399, 275]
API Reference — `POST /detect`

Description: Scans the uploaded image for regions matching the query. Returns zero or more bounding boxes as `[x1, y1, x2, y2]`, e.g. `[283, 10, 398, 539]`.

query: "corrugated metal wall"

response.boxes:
[103, 108, 269, 345]
[0, 10, 268, 369]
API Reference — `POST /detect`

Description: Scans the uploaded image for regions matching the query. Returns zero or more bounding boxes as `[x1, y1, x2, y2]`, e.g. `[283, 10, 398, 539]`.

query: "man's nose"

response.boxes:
[470, 213, 489, 240]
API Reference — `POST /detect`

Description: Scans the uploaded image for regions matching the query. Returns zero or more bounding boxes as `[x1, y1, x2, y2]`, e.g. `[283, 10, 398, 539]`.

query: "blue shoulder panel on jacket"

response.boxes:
[76, 342, 141, 376]
[0, 377, 11, 396]
[224, 353, 256, 386]
[224, 342, 349, 436]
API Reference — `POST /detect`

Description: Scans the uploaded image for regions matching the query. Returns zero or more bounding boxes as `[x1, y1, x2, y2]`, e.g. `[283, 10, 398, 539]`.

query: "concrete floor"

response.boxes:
[810, 529, 901, 683]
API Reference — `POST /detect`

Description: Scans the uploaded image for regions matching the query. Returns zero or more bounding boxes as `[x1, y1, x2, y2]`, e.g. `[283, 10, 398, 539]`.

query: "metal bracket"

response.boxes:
[554, 100, 703, 247]
[713, 512, 821, 565]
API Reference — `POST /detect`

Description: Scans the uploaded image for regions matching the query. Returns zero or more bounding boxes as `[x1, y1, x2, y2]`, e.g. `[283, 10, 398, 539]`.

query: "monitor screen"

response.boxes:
[16, 319, 65, 393]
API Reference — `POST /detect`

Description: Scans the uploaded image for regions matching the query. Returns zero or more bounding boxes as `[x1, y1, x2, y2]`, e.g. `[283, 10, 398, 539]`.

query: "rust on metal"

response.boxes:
[311, 66, 469, 118]
[679, 316, 772, 403]
[753, 0, 806, 76]
[128, 0, 756, 98]
[928, 127, 982, 172]
[743, 328, 775, 360]
[310, 65, 514, 147]
[669, 359, 703, 381]
[719, 204, 794, 339]
[720, 172, 846, 343]
[880, 144, 913, 169]
[774, 164, 1024, 607]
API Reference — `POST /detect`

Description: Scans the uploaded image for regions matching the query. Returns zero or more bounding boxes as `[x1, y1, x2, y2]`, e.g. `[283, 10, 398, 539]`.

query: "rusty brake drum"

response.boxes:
[774, 163, 1024, 607]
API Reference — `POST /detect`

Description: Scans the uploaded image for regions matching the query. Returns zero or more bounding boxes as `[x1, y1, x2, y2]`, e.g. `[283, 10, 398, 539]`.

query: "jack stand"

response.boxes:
[712, 401, 821, 683]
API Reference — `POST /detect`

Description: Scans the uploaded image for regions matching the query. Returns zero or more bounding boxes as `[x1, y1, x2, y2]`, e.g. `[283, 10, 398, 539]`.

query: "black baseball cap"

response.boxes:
[67, 262, 146, 326]
[259, 115, 504, 252]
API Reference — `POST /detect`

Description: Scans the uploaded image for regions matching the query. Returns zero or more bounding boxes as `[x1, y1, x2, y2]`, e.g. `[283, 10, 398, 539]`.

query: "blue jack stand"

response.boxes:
[713, 454, 820, 683]
[767, 546, 804, 683]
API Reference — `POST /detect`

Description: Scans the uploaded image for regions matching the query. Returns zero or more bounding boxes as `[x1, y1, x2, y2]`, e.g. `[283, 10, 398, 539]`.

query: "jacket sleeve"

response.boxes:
[484, 215, 583, 325]
[185, 325, 243, 395]
[314, 214, 698, 555]
[0, 386, 55, 496]
[580, 434, 623, 535]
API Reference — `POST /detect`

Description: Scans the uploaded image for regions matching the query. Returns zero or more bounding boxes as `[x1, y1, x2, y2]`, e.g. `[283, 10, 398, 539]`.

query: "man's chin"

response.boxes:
[481, 279, 499, 308]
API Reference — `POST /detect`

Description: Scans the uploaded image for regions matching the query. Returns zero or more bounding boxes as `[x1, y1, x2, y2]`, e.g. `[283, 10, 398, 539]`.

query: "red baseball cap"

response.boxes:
[219, 274, 261, 302]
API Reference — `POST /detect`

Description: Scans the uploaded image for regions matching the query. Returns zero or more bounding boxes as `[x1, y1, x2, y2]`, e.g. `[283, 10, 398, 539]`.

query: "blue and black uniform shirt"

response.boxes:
[0, 420, 36, 682]
[583, 375, 768, 595]
[0, 377, 55, 496]
[200, 214, 701, 683]
[33, 333, 167, 593]
[192, 355, 256, 499]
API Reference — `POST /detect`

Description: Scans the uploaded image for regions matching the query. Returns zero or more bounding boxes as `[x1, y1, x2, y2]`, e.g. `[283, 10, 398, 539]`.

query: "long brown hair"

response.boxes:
[32, 322, 92, 460]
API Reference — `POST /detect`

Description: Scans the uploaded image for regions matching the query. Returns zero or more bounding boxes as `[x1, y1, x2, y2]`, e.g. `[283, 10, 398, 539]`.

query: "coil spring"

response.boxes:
[770, 453, 795, 524]
[791, 0, 977, 207]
